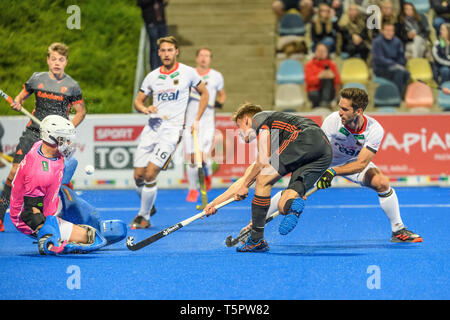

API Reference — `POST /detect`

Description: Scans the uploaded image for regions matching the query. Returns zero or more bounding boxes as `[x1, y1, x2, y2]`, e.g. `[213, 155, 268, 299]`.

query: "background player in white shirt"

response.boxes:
[316, 87, 422, 242]
[184, 48, 226, 202]
[131, 36, 209, 229]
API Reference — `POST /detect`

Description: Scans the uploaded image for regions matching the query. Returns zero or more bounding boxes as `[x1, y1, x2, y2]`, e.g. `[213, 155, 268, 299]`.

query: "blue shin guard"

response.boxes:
[99, 220, 127, 245]
[37, 216, 68, 255]
[279, 197, 305, 235]
[63, 225, 107, 254]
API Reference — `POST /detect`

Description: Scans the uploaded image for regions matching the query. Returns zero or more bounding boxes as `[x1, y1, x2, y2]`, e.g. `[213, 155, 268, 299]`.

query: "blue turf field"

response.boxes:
[0, 187, 448, 300]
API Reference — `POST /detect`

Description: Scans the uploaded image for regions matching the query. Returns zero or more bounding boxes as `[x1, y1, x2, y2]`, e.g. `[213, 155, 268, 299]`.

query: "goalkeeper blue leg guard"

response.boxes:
[279, 197, 305, 235]
[37, 216, 68, 255]
[99, 220, 127, 245]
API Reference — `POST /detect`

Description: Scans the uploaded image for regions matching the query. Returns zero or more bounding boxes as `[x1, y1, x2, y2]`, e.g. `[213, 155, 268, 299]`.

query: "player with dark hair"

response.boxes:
[0, 42, 86, 230]
[317, 87, 422, 242]
[204, 102, 332, 252]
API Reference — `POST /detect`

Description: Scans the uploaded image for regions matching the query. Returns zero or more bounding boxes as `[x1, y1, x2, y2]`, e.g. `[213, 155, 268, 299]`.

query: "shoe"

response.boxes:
[0, 220, 4, 232]
[150, 205, 157, 217]
[278, 198, 305, 235]
[186, 189, 199, 202]
[391, 228, 423, 243]
[130, 215, 151, 230]
[236, 234, 269, 252]
[205, 175, 212, 191]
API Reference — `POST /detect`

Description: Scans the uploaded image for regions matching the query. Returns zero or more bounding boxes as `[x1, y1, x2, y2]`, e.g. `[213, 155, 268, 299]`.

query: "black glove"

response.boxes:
[317, 168, 336, 189]
[214, 101, 223, 109]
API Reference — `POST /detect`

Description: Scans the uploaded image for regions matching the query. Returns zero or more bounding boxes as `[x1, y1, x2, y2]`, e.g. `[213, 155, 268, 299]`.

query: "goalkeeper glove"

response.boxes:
[317, 168, 336, 189]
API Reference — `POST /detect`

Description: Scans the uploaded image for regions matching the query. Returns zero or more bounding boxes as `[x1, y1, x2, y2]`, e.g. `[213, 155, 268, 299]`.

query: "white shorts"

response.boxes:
[183, 100, 215, 155]
[342, 162, 377, 186]
[134, 121, 183, 169]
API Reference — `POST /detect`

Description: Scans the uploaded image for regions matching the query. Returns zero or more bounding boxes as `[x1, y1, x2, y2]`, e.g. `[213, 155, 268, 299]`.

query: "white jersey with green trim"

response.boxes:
[187, 68, 224, 121]
[321, 111, 384, 167]
[140, 62, 202, 127]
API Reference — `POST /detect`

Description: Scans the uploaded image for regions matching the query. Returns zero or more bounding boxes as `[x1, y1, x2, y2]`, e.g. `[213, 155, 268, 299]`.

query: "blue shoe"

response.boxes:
[236, 235, 269, 252]
[279, 198, 305, 235]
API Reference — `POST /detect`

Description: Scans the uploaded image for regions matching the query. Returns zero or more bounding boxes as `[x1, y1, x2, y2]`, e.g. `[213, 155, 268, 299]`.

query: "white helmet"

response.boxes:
[40, 115, 76, 158]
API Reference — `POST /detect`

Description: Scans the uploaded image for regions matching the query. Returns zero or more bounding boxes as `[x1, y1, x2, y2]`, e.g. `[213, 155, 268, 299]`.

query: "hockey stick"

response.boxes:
[0, 152, 13, 163]
[225, 186, 319, 247]
[193, 129, 208, 210]
[126, 197, 235, 251]
[0, 89, 41, 125]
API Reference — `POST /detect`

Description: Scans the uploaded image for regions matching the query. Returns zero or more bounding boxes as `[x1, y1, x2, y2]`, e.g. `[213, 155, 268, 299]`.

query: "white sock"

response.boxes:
[378, 188, 404, 232]
[186, 164, 198, 190]
[138, 181, 157, 220]
[266, 190, 282, 219]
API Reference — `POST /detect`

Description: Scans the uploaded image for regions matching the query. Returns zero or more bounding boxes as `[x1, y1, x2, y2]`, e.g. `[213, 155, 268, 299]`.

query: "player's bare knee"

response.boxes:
[365, 168, 390, 192]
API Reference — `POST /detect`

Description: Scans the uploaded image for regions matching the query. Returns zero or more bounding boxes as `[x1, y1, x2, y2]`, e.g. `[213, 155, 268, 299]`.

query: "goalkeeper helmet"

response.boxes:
[40, 115, 76, 159]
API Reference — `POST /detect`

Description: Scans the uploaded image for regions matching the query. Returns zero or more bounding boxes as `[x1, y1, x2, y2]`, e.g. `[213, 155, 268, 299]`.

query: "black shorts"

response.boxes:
[13, 127, 41, 163]
[282, 0, 300, 10]
[272, 126, 332, 196]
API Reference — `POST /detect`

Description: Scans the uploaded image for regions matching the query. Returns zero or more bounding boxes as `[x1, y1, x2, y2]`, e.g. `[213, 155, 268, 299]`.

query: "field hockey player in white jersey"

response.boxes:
[184, 48, 226, 203]
[317, 87, 422, 242]
[131, 36, 209, 229]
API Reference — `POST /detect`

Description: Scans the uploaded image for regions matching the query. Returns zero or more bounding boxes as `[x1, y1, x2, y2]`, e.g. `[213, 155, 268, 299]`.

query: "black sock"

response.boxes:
[0, 183, 12, 221]
[250, 195, 271, 242]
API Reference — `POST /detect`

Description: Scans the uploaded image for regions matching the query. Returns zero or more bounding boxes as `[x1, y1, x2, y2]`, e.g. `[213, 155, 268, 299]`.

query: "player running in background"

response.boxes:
[316, 87, 422, 242]
[131, 36, 209, 229]
[0, 42, 86, 231]
[184, 47, 226, 203]
[10, 115, 125, 255]
[204, 103, 332, 252]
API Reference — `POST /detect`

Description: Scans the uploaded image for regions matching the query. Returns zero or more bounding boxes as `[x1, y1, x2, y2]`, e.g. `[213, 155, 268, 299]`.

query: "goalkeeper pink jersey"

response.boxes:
[10, 141, 64, 235]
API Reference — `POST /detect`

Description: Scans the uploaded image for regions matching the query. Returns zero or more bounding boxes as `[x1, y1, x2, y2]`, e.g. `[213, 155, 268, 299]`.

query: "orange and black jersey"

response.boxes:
[251, 111, 320, 152]
[23, 72, 83, 130]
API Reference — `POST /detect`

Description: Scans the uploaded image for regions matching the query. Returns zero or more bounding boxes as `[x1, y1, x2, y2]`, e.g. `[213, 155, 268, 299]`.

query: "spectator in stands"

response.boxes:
[138, 0, 169, 71]
[432, 23, 450, 84]
[370, 0, 398, 39]
[396, 2, 430, 59]
[315, 0, 344, 20]
[371, 21, 410, 97]
[311, 3, 340, 53]
[305, 43, 342, 108]
[338, 2, 371, 60]
[431, 0, 450, 37]
[272, 0, 315, 22]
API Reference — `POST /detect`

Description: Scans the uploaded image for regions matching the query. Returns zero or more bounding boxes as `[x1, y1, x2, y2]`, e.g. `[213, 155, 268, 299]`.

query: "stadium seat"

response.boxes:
[278, 13, 306, 36]
[340, 58, 369, 84]
[407, 58, 433, 82]
[438, 81, 450, 111]
[405, 81, 433, 112]
[408, 0, 430, 14]
[343, 82, 367, 92]
[274, 84, 305, 111]
[373, 75, 395, 86]
[374, 82, 401, 108]
[276, 59, 304, 84]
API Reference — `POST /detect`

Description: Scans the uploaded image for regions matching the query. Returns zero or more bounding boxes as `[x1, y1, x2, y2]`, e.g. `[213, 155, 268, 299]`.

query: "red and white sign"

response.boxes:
[371, 114, 450, 176]
[94, 126, 144, 142]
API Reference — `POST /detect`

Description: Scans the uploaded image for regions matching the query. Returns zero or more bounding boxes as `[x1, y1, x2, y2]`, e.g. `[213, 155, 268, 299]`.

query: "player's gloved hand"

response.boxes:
[214, 101, 223, 109]
[317, 168, 336, 189]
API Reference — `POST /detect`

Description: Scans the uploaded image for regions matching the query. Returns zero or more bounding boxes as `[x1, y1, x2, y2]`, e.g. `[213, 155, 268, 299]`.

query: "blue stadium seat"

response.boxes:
[343, 83, 367, 92]
[438, 81, 450, 111]
[374, 82, 401, 108]
[276, 59, 304, 84]
[278, 13, 306, 36]
[408, 0, 430, 14]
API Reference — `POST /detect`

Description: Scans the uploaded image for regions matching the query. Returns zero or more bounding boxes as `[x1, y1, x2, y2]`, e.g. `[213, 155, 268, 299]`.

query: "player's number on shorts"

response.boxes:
[155, 148, 168, 160]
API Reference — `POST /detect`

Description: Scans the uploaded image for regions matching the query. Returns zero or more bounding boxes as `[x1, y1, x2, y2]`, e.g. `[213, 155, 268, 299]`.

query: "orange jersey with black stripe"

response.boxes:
[251, 111, 320, 153]
[23, 72, 83, 130]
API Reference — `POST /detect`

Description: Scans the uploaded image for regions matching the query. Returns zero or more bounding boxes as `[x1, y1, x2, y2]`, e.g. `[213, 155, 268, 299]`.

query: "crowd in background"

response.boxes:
[273, 0, 450, 109]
